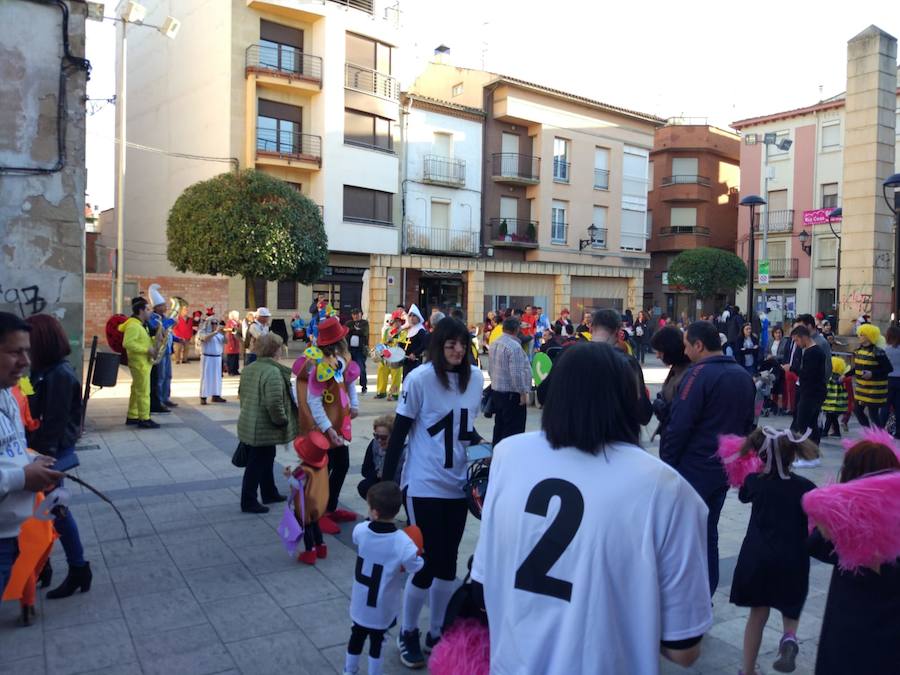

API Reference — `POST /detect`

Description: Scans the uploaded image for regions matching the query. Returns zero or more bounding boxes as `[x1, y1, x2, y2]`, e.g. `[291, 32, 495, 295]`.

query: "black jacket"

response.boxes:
[27, 360, 81, 456]
[792, 344, 827, 398]
[403, 329, 430, 377]
[345, 319, 369, 350]
[659, 355, 755, 498]
[732, 333, 760, 370]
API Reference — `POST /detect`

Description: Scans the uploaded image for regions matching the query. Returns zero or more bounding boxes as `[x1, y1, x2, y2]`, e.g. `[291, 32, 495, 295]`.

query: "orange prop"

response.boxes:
[2, 493, 57, 604]
[404, 525, 424, 555]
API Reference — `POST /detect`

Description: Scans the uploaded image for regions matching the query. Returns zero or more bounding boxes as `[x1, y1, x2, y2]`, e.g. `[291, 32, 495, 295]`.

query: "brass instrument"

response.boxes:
[150, 295, 186, 365]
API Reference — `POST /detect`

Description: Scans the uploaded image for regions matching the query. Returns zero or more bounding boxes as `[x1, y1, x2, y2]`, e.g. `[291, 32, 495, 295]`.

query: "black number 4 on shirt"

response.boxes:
[427, 409, 474, 469]
[514, 478, 584, 602]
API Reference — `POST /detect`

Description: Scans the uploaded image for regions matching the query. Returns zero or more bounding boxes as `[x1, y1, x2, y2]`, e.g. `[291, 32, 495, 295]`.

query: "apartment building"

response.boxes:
[396, 62, 664, 324]
[732, 63, 899, 328]
[118, 0, 400, 321]
[645, 122, 741, 318]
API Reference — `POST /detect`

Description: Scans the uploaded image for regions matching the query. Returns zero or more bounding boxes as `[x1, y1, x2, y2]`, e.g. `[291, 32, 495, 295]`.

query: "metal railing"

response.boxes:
[256, 128, 322, 163]
[762, 209, 795, 233]
[345, 63, 399, 100]
[487, 218, 538, 245]
[491, 153, 541, 182]
[245, 44, 322, 83]
[661, 175, 711, 187]
[327, 0, 374, 12]
[405, 225, 479, 256]
[552, 158, 570, 183]
[591, 227, 608, 249]
[423, 155, 466, 187]
[769, 258, 799, 279]
[594, 168, 610, 189]
[660, 225, 711, 236]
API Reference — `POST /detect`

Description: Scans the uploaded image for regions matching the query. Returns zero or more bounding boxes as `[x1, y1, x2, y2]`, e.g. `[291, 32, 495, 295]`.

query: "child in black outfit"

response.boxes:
[345, 481, 422, 675]
[729, 427, 818, 675]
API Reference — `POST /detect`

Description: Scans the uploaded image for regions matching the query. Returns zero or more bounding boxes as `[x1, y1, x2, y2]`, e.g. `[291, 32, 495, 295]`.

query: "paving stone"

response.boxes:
[257, 566, 346, 608]
[135, 622, 236, 675]
[0, 656, 45, 675]
[44, 618, 137, 675]
[40, 580, 123, 630]
[202, 592, 292, 643]
[182, 563, 264, 602]
[286, 597, 354, 648]
[121, 587, 208, 634]
[167, 536, 238, 571]
[225, 629, 333, 675]
[101, 534, 171, 569]
[213, 517, 279, 548]
[155, 522, 222, 545]
[186, 487, 239, 508]
[232, 542, 302, 575]
[0, 605, 45, 660]
[109, 560, 187, 598]
[142, 498, 202, 525]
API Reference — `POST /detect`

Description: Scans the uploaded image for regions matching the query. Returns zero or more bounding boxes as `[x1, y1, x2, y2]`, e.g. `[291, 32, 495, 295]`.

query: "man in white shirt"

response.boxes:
[472, 342, 711, 674]
[246, 306, 271, 364]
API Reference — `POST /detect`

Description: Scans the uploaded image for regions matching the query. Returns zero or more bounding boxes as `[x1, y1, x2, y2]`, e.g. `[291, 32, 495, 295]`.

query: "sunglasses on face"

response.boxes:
[373, 433, 389, 441]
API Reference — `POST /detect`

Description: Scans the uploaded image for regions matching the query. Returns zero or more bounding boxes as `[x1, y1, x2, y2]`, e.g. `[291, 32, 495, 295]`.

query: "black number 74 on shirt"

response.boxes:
[427, 408, 474, 469]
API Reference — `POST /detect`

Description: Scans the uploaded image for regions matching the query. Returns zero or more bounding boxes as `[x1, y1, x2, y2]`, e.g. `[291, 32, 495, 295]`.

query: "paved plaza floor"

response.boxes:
[0, 354, 843, 674]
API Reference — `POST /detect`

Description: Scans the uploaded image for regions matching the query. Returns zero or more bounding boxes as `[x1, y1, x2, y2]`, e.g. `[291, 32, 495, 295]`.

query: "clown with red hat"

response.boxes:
[291, 316, 361, 541]
[373, 311, 407, 401]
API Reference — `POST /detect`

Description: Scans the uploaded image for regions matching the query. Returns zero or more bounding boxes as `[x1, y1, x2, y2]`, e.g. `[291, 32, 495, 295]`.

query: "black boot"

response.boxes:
[38, 560, 53, 588]
[46, 562, 92, 599]
[19, 604, 37, 627]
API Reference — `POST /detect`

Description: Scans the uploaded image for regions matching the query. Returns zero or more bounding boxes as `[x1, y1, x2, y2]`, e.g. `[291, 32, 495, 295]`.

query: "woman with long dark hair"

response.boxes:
[471, 342, 712, 673]
[24, 314, 92, 599]
[381, 317, 484, 668]
[650, 326, 692, 440]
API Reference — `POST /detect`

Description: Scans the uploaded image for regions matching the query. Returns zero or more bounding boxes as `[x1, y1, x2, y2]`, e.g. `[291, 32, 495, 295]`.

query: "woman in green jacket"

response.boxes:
[237, 333, 298, 513]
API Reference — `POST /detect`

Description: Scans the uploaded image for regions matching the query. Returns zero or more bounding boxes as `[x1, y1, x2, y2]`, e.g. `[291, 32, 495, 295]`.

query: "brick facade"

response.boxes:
[85, 273, 230, 345]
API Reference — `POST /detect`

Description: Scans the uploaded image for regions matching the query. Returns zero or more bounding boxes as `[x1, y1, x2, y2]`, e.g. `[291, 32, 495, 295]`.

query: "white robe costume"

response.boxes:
[200, 330, 225, 398]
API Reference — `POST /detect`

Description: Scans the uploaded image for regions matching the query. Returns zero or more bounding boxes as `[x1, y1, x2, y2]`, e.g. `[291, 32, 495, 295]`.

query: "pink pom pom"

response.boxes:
[841, 427, 900, 462]
[802, 472, 900, 572]
[717, 434, 763, 488]
[429, 618, 490, 675]
[344, 359, 360, 385]
[291, 356, 308, 376]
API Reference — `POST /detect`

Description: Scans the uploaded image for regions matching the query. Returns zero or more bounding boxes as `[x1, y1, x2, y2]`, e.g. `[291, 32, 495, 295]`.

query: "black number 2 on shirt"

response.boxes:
[427, 409, 472, 469]
[514, 478, 584, 602]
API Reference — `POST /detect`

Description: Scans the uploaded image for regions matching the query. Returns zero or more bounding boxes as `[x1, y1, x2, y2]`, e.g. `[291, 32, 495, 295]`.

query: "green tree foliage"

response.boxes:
[667, 247, 748, 300]
[167, 170, 328, 304]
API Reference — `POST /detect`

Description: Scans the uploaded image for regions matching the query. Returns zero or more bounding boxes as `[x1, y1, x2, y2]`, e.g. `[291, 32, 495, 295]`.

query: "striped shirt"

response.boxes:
[489, 333, 532, 394]
[822, 377, 849, 413]
[853, 345, 890, 404]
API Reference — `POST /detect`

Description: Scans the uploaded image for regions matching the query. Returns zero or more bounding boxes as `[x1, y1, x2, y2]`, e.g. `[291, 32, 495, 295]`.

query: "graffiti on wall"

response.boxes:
[840, 287, 891, 317]
[0, 276, 67, 318]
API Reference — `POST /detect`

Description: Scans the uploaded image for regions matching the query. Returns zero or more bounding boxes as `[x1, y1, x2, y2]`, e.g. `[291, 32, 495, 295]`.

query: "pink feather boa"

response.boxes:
[802, 471, 900, 572]
[428, 618, 490, 675]
[716, 434, 763, 488]
[840, 426, 900, 461]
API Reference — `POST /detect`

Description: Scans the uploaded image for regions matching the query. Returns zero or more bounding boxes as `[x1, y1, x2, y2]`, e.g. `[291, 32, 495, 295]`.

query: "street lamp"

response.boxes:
[740, 195, 766, 315]
[579, 224, 599, 251]
[883, 173, 900, 325]
[113, 1, 180, 313]
[827, 207, 842, 329]
[798, 229, 811, 256]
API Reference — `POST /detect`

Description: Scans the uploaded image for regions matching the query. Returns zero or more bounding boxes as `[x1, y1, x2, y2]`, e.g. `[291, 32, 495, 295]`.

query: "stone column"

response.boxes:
[838, 26, 898, 334]
[627, 273, 645, 313]
[368, 266, 388, 345]
[554, 273, 571, 317]
[466, 268, 485, 325]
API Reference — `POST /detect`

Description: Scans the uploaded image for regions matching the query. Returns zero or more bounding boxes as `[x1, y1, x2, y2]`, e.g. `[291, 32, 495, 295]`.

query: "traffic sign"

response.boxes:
[758, 260, 769, 286]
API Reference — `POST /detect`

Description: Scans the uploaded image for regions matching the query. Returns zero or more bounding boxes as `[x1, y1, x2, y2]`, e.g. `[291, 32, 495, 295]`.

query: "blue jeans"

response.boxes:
[53, 448, 86, 567]
[704, 486, 728, 595]
[349, 347, 367, 391]
[0, 537, 18, 592]
[157, 350, 172, 402]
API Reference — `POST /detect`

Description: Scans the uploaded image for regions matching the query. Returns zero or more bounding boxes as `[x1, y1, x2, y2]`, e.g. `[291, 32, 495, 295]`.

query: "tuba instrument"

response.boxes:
[150, 295, 186, 365]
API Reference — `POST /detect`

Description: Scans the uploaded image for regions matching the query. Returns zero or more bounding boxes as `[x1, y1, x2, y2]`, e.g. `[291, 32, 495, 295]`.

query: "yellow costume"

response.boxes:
[120, 316, 152, 421]
[376, 326, 406, 397]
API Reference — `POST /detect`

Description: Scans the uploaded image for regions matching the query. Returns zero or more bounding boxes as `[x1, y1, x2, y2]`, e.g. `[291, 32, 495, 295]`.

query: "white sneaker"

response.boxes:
[793, 458, 821, 468]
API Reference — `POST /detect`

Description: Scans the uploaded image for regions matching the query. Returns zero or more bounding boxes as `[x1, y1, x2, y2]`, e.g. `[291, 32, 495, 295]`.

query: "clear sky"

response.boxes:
[84, 0, 900, 211]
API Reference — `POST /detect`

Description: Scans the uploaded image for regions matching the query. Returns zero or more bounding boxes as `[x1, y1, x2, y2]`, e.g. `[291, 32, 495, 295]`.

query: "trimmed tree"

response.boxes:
[667, 247, 748, 300]
[167, 169, 328, 307]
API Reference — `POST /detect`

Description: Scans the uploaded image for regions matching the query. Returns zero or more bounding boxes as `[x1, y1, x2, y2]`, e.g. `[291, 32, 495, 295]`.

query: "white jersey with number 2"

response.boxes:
[396, 363, 484, 499]
[472, 431, 713, 675]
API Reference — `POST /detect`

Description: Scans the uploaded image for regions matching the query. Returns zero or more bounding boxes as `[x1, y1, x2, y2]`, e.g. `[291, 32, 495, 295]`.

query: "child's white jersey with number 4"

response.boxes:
[397, 364, 484, 499]
[351, 522, 423, 630]
[472, 431, 713, 675]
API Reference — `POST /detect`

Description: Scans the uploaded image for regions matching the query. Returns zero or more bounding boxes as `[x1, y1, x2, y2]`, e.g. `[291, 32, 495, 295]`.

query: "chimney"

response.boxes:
[434, 44, 450, 65]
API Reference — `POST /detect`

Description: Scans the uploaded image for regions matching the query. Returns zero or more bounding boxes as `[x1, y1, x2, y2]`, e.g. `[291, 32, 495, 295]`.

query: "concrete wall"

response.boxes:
[0, 1, 88, 364]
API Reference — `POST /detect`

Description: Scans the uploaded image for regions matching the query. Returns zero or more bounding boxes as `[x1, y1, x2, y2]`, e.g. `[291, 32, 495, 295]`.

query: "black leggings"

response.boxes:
[855, 402, 886, 428]
[822, 412, 842, 436]
[348, 622, 386, 658]
[327, 445, 350, 513]
[408, 496, 468, 588]
[303, 521, 323, 551]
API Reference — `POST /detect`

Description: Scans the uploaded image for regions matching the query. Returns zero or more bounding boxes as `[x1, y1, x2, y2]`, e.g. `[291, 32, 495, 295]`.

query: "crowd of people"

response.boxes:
[1, 291, 898, 675]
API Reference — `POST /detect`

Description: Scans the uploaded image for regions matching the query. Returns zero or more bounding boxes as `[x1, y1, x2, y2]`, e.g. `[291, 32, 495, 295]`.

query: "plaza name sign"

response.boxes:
[802, 209, 842, 226]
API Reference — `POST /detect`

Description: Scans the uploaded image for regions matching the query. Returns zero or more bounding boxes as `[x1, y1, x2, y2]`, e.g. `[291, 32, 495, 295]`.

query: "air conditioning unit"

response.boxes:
[743, 133, 758, 145]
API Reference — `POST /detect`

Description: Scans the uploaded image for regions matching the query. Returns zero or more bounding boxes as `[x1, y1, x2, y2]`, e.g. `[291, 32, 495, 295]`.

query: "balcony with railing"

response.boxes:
[255, 128, 322, 169]
[652, 225, 711, 252]
[245, 44, 323, 91]
[491, 153, 540, 185]
[594, 168, 610, 190]
[487, 218, 539, 249]
[659, 174, 712, 202]
[422, 155, 466, 187]
[328, 0, 373, 12]
[755, 209, 795, 234]
[345, 63, 399, 100]
[769, 258, 799, 280]
[406, 225, 479, 257]
[552, 158, 570, 183]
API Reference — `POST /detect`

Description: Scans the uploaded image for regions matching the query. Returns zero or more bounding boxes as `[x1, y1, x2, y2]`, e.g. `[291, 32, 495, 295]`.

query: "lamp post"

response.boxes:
[884, 173, 900, 325]
[740, 195, 766, 316]
[579, 223, 599, 251]
[827, 207, 842, 329]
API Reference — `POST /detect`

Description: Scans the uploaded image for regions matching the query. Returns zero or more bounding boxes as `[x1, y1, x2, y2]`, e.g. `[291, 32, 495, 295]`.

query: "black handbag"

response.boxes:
[480, 385, 494, 418]
[231, 442, 249, 468]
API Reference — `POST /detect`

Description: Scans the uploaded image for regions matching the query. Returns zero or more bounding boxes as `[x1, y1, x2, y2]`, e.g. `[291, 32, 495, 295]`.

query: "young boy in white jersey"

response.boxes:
[345, 481, 423, 675]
